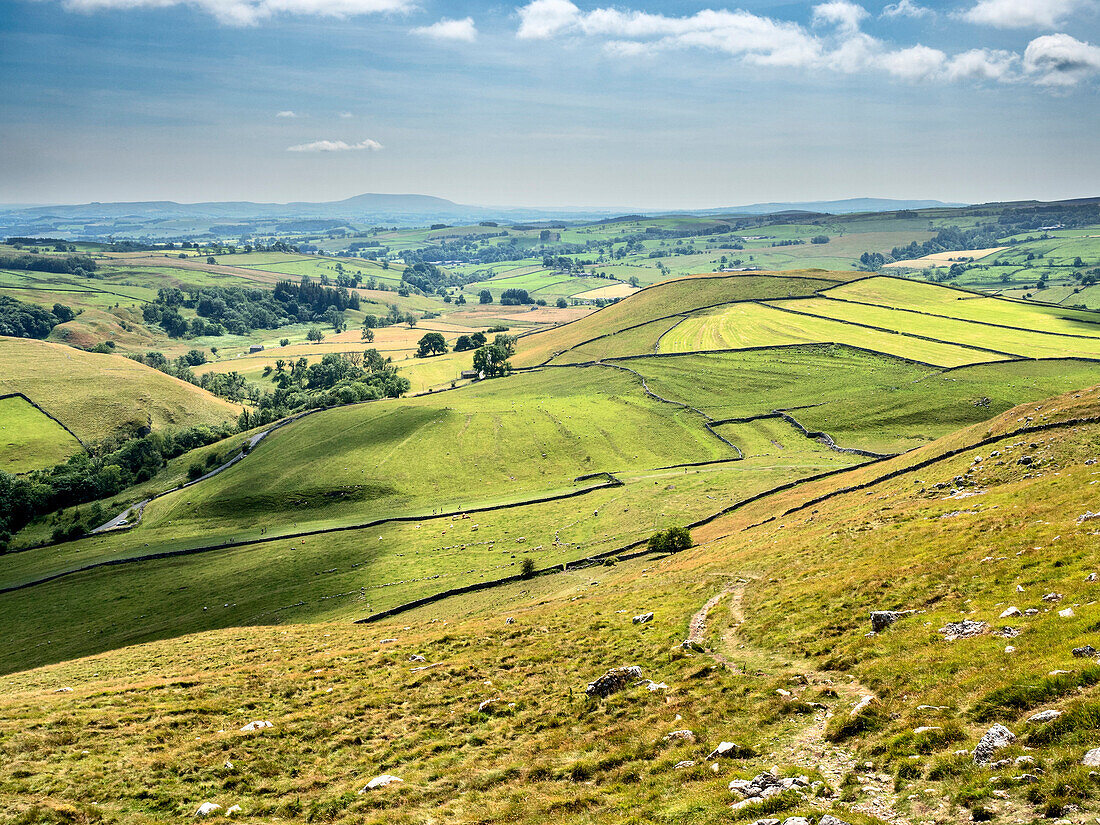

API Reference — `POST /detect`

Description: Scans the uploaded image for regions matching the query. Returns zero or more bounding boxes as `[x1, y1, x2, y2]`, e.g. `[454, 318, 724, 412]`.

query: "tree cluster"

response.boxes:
[0, 296, 76, 338]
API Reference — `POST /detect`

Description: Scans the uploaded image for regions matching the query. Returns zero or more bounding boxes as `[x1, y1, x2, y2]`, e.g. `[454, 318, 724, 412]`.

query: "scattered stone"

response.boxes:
[1083, 748, 1100, 767]
[940, 620, 990, 640]
[52, 687, 73, 693]
[1028, 709, 1063, 723]
[1014, 773, 1040, 784]
[505, 617, 515, 624]
[1042, 592, 1064, 602]
[1024, 608, 1039, 616]
[708, 741, 755, 759]
[585, 665, 643, 698]
[999, 606, 1022, 618]
[645, 680, 668, 692]
[225, 805, 242, 817]
[870, 610, 911, 632]
[781, 818, 810, 825]
[1016, 456, 1033, 466]
[477, 697, 508, 714]
[913, 726, 942, 734]
[379, 638, 397, 644]
[1004, 645, 1016, 654]
[1086, 572, 1098, 582]
[664, 729, 696, 744]
[239, 720, 273, 732]
[195, 802, 222, 818]
[360, 774, 403, 792]
[673, 760, 696, 769]
[681, 639, 705, 653]
[1073, 645, 1097, 658]
[850, 694, 877, 718]
[818, 817, 852, 825]
[974, 724, 1016, 765]
[775, 688, 792, 698]
[994, 626, 1020, 638]
[1076, 512, 1100, 524]
[729, 772, 808, 800]
[1015, 755, 1037, 766]
[1016, 584, 1025, 592]
[1059, 608, 1075, 618]
[633, 612, 654, 625]
[747, 820, 780, 825]
[408, 655, 426, 663]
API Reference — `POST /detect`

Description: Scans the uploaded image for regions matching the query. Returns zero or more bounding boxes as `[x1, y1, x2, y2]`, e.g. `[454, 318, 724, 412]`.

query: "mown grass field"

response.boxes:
[513, 273, 846, 367]
[659, 302, 999, 366]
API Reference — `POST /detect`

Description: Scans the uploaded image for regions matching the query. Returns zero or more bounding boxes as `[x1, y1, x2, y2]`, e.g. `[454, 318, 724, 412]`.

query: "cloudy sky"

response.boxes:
[1, 0, 1098, 208]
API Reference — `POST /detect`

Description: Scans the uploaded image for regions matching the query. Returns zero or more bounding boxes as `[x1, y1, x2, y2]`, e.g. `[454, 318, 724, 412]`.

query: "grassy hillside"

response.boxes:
[3, 385, 1100, 824]
[0, 394, 82, 473]
[512, 273, 846, 367]
[0, 338, 238, 463]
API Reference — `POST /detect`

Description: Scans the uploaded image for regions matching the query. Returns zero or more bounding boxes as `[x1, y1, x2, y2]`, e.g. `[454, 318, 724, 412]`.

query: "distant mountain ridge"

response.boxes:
[0, 193, 966, 225]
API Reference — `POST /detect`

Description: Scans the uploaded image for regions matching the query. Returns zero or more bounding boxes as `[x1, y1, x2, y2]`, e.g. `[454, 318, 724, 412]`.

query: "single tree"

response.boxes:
[307, 326, 325, 343]
[417, 332, 448, 357]
[479, 289, 493, 304]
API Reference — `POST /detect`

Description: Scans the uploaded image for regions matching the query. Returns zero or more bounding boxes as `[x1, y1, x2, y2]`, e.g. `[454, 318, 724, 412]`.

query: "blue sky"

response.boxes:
[0, 0, 1097, 208]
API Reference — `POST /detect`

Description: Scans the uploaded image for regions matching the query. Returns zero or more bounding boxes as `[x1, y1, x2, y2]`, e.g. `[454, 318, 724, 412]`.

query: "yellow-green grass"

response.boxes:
[0, 338, 239, 446]
[0, 446, 857, 673]
[0, 395, 82, 473]
[824, 276, 1100, 334]
[399, 350, 477, 394]
[549, 315, 686, 364]
[660, 302, 1005, 367]
[513, 273, 846, 367]
[4, 389, 1100, 823]
[768, 297, 1100, 360]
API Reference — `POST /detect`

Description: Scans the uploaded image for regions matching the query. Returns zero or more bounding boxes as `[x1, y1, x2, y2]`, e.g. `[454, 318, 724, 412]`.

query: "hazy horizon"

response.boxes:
[2, 0, 1098, 209]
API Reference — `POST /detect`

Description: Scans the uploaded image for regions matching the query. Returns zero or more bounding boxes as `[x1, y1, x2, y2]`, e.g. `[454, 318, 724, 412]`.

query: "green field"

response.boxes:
[0, 394, 82, 473]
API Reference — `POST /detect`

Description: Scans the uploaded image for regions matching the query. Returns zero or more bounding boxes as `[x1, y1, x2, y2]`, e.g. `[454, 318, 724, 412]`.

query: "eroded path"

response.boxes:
[689, 578, 909, 824]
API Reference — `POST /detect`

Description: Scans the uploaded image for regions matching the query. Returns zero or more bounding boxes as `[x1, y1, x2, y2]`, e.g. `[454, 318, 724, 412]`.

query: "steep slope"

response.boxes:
[0, 338, 239, 450]
[2, 386, 1098, 824]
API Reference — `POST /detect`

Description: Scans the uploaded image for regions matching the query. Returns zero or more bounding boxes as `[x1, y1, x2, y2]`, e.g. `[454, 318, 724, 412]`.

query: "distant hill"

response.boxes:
[694, 197, 967, 216]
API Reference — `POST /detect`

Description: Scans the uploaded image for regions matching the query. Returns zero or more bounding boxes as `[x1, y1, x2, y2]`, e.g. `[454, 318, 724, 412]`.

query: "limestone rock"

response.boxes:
[999, 606, 1022, 618]
[360, 774, 403, 792]
[239, 720, 273, 732]
[1083, 748, 1100, 767]
[195, 802, 222, 818]
[870, 610, 904, 632]
[939, 620, 990, 640]
[818, 817, 851, 825]
[1027, 709, 1062, 723]
[663, 729, 696, 744]
[708, 741, 755, 759]
[1072, 645, 1097, 658]
[974, 724, 1015, 765]
[633, 612, 654, 625]
[225, 805, 242, 817]
[673, 760, 696, 769]
[585, 665, 643, 698]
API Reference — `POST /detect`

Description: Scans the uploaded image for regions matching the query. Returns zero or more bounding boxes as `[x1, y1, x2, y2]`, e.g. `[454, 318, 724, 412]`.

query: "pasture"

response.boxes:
[0, 394, 82, 473]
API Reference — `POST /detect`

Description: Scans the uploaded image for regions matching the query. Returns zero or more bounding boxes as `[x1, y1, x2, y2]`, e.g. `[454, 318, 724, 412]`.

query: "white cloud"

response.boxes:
[338, 111, 353, 118]
[1023, 32, 1100, 84]
[512, 0, 1098, 88]
[961, 0, 1089, 30]
[286, 138, 383, 152]
[412, 16, 478, 41]
[517, 0, 580, 38]
[276, 110, 297, 118]
[876, 43, 946, 78]
[881, 0, 932, 19]
[812, 1, 869, 34]
[58, 0, 412, 25]
[944, 48, 1020, 80]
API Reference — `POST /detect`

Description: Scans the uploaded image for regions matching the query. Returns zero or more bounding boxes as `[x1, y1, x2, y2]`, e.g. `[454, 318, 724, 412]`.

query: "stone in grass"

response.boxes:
[747, 820, 780, 825]
[1027, 709, 1063, 723]
[1059, 608, 1075, 619]
[633, 612, 654, 625]
[225, 805, 242, 817]
[818, 817, 852, 825]
[870, 611, 904, 632]
[940, 620, 990, 641]
[239, 720, 273, 732]
[359, 774, 403, 792]
[1072, 645, 1097, 658]
[195, 802, 222, 818]
[781, 818, 811, 825]
[999, 606, 1022, 619]
[673, 760, 696, 769]
[1083, 748, 1100, 768]
[663, 729, 696, 744]
[585, 665, 643, 698]
[707, 741, 755, 759]
[974, 724, 1015, 765]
